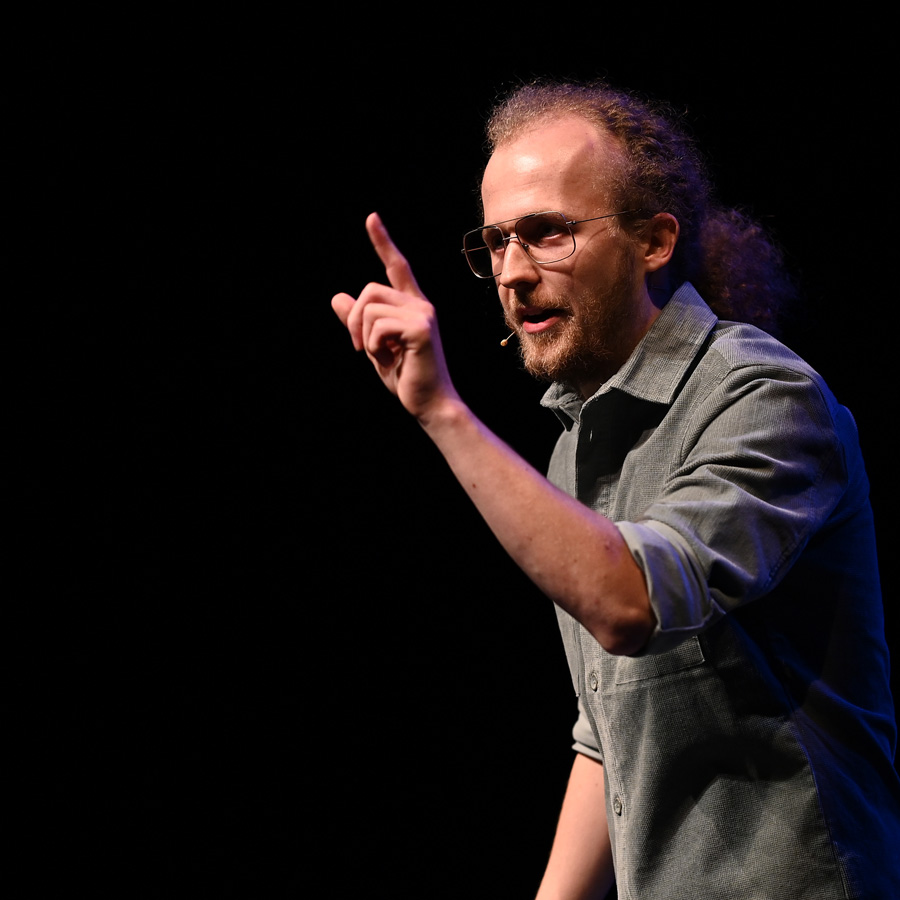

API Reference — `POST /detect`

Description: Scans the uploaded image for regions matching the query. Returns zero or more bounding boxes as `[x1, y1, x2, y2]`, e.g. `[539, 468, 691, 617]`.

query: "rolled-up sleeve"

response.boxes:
[617, 363, 849, 655]
[572, 696, 604, 761]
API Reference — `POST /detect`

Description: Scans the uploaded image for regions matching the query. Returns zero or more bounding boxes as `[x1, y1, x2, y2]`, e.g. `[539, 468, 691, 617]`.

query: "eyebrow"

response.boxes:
[480, 210, 562, 229]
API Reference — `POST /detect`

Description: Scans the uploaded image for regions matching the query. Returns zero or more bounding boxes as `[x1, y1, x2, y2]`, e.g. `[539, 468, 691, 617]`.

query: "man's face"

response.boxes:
[480, 115, 660, 396]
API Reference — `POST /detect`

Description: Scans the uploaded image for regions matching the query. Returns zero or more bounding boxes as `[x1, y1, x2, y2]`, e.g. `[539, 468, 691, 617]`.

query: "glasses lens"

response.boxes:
[516, 213, 573, 263]
[463, 226, 503, 277]
[462, 213, 575, 277]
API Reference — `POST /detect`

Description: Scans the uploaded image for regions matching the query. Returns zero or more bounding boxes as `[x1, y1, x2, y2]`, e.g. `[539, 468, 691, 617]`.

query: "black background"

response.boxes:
[16, 18, 897, 898]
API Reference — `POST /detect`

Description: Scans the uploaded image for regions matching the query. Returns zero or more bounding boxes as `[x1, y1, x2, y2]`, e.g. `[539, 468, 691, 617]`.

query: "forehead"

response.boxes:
[481, 115, 619, 224]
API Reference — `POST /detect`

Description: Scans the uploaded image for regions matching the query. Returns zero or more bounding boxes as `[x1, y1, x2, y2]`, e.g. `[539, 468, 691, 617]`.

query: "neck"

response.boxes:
[574, 288, 670, 400]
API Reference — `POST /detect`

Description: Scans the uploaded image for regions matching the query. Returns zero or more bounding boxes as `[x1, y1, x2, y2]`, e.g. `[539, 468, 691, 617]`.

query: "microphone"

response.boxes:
[500, 331, 516, 347]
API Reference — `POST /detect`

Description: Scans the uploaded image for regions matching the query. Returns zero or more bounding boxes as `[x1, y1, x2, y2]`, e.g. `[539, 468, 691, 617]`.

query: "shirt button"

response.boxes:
[589, 672, 599, 691]
[613, 795, 623, 816]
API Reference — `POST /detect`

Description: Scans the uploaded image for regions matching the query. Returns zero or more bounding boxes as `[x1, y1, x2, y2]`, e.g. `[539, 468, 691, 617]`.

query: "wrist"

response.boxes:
[416, 392, 471, 436]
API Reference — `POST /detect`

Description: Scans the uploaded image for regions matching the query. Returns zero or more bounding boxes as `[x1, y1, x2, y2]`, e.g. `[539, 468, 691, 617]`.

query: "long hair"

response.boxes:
[485, 80, 798, 338]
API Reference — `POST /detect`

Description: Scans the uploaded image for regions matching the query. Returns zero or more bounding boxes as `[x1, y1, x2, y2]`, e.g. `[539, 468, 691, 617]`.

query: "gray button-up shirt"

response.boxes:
[542, 283, 899, 899]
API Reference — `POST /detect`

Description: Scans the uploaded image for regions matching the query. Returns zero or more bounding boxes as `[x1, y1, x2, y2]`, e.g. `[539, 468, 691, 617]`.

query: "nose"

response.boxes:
[496, 238, 540, 290]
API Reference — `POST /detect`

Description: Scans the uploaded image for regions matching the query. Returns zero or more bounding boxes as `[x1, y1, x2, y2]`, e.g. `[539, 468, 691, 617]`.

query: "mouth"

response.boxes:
[518, 306, 567, 335]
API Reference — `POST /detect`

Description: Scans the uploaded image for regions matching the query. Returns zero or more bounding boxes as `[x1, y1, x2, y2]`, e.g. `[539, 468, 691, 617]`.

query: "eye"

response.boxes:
[481, 226, 507, 254]
[519, 214, 569, 248]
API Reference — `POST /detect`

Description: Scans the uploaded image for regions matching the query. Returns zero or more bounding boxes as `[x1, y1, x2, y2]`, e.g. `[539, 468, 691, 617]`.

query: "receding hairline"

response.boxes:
[485, 80, 637, 150]
[481, 111, 632, 214]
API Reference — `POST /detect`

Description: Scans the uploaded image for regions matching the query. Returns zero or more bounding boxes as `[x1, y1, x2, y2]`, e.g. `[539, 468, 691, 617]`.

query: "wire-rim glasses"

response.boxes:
[461, 210, 637, 279]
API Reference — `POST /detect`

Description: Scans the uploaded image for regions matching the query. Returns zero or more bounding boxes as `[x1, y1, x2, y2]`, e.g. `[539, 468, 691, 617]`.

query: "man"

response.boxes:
[331, 81, 899, 899]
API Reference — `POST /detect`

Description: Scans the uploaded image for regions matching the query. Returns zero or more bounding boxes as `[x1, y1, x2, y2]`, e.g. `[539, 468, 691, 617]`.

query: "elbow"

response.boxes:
[592, 603, 656, 656]
[590, 540, 655, 655]
[560, 539, 656, 655]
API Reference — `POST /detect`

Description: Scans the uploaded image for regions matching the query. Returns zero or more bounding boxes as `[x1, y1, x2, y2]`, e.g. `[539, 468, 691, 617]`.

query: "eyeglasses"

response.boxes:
[461, 210, 637, 279]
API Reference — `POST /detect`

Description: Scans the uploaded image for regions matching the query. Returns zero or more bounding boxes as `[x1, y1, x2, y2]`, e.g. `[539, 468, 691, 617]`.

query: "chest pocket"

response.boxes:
[612, 635, 706, 684]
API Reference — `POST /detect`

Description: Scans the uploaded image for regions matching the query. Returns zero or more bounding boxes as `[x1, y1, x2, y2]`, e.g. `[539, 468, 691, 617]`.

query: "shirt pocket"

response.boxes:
[613, 635, 706, 684]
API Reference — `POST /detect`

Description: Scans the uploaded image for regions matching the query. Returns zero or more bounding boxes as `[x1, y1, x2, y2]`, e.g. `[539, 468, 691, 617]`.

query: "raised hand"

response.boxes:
[331, 213, 460, 421]
[332, 214, 653, 656]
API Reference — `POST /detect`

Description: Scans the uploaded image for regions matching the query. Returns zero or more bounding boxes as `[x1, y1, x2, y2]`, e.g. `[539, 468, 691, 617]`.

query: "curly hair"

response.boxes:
[485, 80, 797, 337]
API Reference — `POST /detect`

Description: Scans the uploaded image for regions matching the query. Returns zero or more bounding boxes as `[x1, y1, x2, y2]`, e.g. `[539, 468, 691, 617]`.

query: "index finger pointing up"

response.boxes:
[366, 212, 424, 298]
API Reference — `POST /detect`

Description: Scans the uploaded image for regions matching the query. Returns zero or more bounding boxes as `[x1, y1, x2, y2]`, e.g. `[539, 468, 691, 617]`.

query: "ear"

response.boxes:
[641, 213, 679, 274]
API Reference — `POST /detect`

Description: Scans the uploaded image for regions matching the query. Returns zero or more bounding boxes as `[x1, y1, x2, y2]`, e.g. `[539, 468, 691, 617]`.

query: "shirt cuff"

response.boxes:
[617, 519, 724, 654]
[571, 696, 603, 762]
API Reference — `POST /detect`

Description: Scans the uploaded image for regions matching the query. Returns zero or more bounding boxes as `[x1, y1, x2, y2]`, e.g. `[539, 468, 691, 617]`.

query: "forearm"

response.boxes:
[536, 753, 615, 900]
[420, 397, 653, 655]
[332, 215, 652, 654]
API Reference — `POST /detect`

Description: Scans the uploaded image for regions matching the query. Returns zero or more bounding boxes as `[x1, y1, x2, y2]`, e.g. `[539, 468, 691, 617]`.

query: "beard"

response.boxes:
[503, 247, 641, 389]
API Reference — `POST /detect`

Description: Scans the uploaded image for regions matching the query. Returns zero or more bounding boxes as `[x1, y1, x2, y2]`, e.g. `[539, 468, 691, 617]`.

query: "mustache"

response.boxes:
[511, 289, 573, 312]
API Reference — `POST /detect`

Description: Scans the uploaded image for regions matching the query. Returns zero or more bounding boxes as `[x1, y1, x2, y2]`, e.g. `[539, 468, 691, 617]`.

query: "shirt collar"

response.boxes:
[540, 282, 718, 427]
